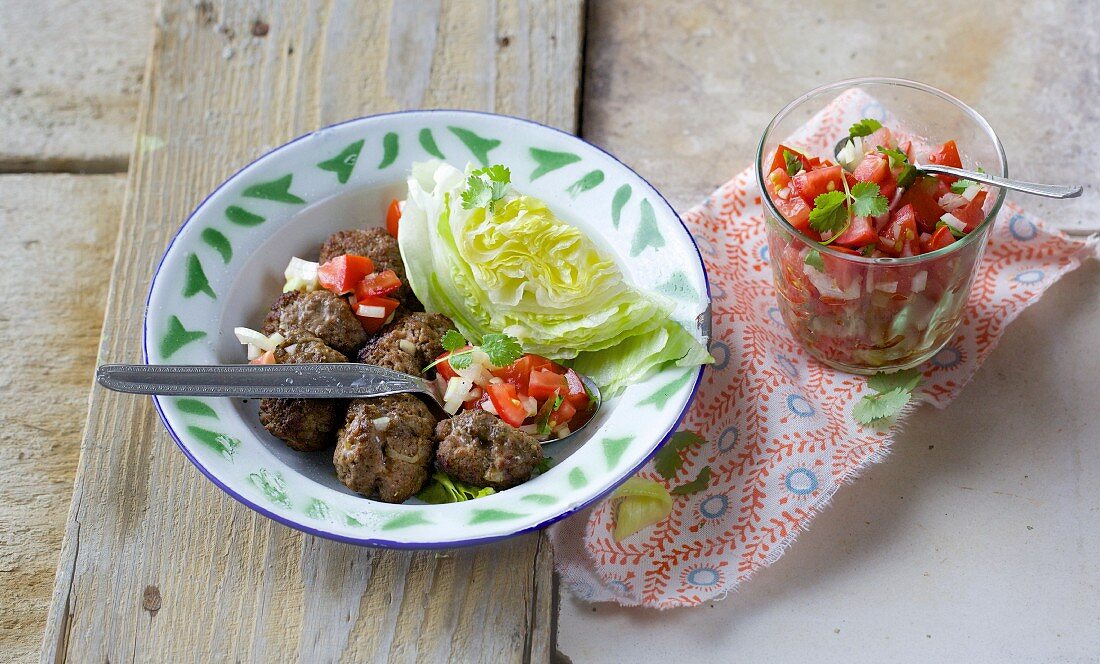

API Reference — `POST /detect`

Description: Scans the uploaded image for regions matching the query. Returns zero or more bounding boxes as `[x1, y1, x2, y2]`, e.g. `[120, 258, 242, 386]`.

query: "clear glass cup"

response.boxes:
[756, 78, 1008, 374]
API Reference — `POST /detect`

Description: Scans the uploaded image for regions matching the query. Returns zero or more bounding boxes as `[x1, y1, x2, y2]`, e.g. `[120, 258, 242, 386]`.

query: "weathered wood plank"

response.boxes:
[0, 1, 155, 172]
[0, 174, 123, 663]
[41, 1, 581, 661]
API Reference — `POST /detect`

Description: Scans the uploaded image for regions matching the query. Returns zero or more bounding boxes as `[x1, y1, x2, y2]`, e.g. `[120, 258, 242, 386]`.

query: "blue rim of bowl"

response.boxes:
[142, 109, 711, 549]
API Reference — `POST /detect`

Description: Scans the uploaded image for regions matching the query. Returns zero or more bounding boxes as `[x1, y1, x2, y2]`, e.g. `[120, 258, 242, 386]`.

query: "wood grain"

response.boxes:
[40, 1, 583, 661]
[0, 0, 155, 172]
[0, 175, 123, 663]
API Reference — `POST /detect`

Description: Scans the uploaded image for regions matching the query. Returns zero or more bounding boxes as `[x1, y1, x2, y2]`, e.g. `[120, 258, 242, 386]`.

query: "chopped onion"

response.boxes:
[874, 281, 898, 293]
[268, 332, 285, 346]
[522, 395, 538, 417]
[371, 417, 391, 432]
[911, 271, 928, 294]
[246, 343, 262, 360]
[481, 398, 498, 416]
[962, 183, 981, 201]
[940, 213, 966, 233]
[938, 192, 968, 211]
[553, 424, 571, 438]
[457, 362, 493, 387]
[488, 377, 504, 385]
[398, 339, 417, 355]
[443, 376, 474, 403]
[518, 424, 541, 436]
[836, 137, 862, 170]
[283, 257, 319, 292]
[777, 187, 790, 200]
[803, 264, 860, 301]
[234, 326, 279, 351]
[356, 304, 387, 318]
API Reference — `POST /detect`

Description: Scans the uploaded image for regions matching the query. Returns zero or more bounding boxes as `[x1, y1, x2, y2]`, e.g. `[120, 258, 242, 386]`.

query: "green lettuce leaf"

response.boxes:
[399, 160, 712, 395]
[417, 471, 495, 504]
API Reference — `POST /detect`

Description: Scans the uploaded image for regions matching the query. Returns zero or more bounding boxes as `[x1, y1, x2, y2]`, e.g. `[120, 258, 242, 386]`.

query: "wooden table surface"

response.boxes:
[1, 1, 1096, 662]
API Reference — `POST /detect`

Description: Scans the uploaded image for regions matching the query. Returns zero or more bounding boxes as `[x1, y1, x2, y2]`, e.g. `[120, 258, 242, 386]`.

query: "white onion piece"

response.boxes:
[398, 339, 417, 355]
[522, 395, 538, 417]
[836, 137, 862, 170]
[283, 257, 319, 292]
[911, 271, 928, 294]
[962, 184, 981, 201]
[803, 264, 861, 301]
[940, 213, 966, 232]
[875, 281, 898, 293]
[356, 304, 387, 318]
[443, 376, 474, 403]
[246, 344, 262, 360]
[481, 399, 498, 415]
[234, 327, 278, 351]
[372, 417, 391, 432]
[267, 332, 285, 347]
[518, 424, 541, 436]
[938, 192, 968, 211]
[553, 424, 571, 438]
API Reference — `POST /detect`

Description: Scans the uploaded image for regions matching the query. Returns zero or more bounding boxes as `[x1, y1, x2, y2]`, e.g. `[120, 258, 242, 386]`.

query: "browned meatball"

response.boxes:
[334, 395, 437, 503]
[357, 312, 456, 375]
[261, 289, 367, 356]
[258, 331, 348, 452]
[318, 228, 420, 309]
[434, 409, 543, 490]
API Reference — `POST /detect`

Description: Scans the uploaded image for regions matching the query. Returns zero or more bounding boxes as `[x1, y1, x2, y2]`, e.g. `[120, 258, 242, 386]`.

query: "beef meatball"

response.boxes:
[261, 289, 367, 356]
[334, 395, 437, 503]
[434, 409, 543, 490]
[357, 312, 456, 375]
[258, 331, 348, 452]
[318, 228, 420, 309]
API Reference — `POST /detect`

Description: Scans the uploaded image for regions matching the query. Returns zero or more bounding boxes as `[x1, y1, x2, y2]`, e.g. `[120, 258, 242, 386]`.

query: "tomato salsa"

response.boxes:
[762, 118, 992, 372]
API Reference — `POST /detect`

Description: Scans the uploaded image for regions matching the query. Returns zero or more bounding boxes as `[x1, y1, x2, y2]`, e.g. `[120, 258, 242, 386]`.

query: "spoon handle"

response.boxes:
[916, 163, 1083, 199]
[96, 363, 437, 400]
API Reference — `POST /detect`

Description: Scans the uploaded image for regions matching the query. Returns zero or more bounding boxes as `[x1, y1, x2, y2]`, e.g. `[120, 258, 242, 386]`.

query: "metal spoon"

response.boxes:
[96, 362, 601, 444]
[833, 137, 1082, 199]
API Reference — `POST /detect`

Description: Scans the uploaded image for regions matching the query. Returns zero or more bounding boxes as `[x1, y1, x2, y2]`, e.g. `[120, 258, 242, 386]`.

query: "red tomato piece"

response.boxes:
[927, 140, 963, 184]
[354, 269, 402, 299]
[924, 225, 957, 252]
[877, 204, 921, 257]
[386, 199, 401, 238]
[486, 383, 527, 428]
[463, 389, 487, 411]
[250, 350, 276, 365]
[952, 190, 988, 231]
[549, 399, 577, 429]
[791, 165, 843, 205]
[528, 368, 567, 401]
[491, 354, 553, 392]
[864, 126, 893, 152]
[563, 369, 590, 410]
[433, 353, 458, 380]
[352, 294, 400, 333]
[317, 254, 375, 294]
[820, 246, 862, 291]
[851, 152, 897, 201]
[768, 144, 814, 174]
[831, 215, 876, 248]
[897, 176, 945, 234]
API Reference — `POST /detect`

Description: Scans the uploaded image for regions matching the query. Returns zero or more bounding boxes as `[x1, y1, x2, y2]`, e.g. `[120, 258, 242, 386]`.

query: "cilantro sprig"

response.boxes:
[425, 329, 523, 372]
[783, 149, 803, 176]
[877, 146, 917, 189]
[853, 368, 923, 425]
[848, 118, 883, 140]
[461, 164, 511, 212]
[808, 179, 888, 239]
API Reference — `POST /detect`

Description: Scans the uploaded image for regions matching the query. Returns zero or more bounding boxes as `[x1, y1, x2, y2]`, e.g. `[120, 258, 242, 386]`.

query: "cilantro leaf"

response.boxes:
[861, 245, 875, 256]
[867, 368, 922, 393]
[462, 164, 511, 212]
[804, 249, 825, 271]
[480, 333, 523, 367]
[783, 149, 803, 176]
[654, 430, 706, 480]
[951, 179, 977, 194]
[460, 175, 491, 210]
[853, 387, 911, 424]
[808, 190, 848, 234]
[850, 182, 889, 217]
[448, 351, 473, 370]
[897, 164, 918, 189]
[877, 146, 908, 168]
[537, 394, 565, 435]
[441, 329, 466, 353]
[671, 466, 712, 495]
[849, 118, 883, 139]
[535, 456, 553, 474]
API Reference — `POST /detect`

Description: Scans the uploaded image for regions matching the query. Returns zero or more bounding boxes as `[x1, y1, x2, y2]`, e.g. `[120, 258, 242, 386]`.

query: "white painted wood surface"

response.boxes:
[38, 1, 582, 661]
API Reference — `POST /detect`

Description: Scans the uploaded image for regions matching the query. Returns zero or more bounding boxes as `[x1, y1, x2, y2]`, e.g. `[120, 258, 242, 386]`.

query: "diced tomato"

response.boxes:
[354, 269, 402, 299]
[434, 353, 458, 380]
[491, 354, 553, 392]
[851, 152, 897, 200]
[775, 190, 812, 235]
[863, 126, 893, 152]
[877, 204, 920, 257]
[386, 199, 402, 238]
[463, 389, 487, 411]
[548, 399, 577, 429]
[791, 165, 843, 205]
[768, 144, 814, 174]
[897, 176, 945, 233]
[831, 215, 876, 248]
[528, 368, 567, 401]
[250, 350, 276, 365]
[563, 369, 590, 410]
[952, 190, 988, 231]
[923, 225, 957, 252]
[352, 294, 400, 333]
[486, 383, 527, 428]
[317, 254, 375, 294]
[927, 140, 963, 184]
[820, 246, 862, 291]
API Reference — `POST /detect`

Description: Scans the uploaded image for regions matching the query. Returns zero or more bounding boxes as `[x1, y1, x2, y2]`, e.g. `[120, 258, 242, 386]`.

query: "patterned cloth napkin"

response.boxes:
[550, 90, 1098, 609]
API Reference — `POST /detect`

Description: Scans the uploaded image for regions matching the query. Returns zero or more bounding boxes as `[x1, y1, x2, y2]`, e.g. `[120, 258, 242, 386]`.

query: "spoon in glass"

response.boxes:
[833, 137, 1082, 199]
[96, 362, 601, 444]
